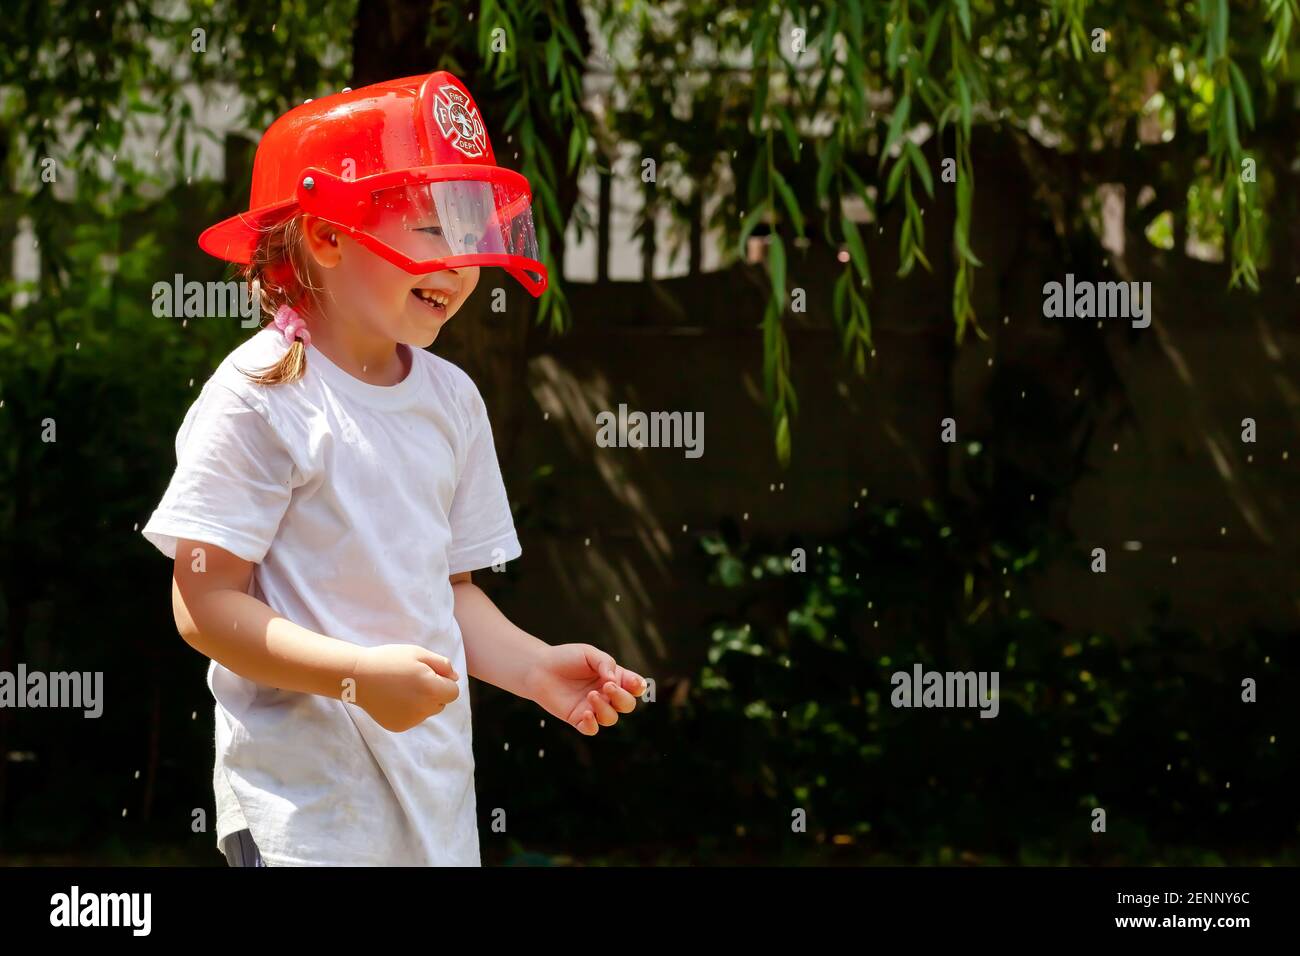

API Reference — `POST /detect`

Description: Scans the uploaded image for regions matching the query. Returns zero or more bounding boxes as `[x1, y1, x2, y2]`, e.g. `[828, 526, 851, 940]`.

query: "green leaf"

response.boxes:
[545, 36, 561, 85]
[845, 0, 864, 41]
[956, 71, 972, 137]
[784, 363, 799, 417]
[886, 153, 909, 202]
[567, 125, 585, 172]
[922, 7, 946, 65]
[768, 232, 787, 302]
[853, 287, 874, 352]
[503, 96, 527, 132]
[955, 0, 973, 38]
[842, 216, 871, 287]
[881, 93, 911, 166]
[1227, 60, 1255, 129]
[908, 141, 934, 198]
[479, 0, 498, 49]
[775, 411, 791, 466]
[844, 51, 868, 123]
[886, 20, 907, 77]
[816, 138, 841, 202]
[1222, 85, 1240, 157]
[954, 220, 982, 267]
[775, 104, 801, 158]
[553, 18, 585, 59]
[738, 200, 770, 257]
[772, 169, 806, 238]
[843, 164, 872, 206]
[752, 10, 773, 60]
[536, 179, 564, 235]
[832, 269, 850, 330]
[898, 215, 915, 276]
[751, 75, 770, 134]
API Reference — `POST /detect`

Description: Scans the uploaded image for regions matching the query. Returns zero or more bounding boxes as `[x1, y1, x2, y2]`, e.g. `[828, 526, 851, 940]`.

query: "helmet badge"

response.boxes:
[431, 84, 488, 159]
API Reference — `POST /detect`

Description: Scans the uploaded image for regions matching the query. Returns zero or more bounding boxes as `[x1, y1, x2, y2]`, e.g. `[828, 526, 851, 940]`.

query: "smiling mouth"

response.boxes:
[412, 287, 451, 317]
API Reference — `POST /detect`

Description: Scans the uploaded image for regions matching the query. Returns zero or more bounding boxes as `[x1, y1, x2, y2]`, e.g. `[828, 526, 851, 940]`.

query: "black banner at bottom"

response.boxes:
[0, 864, 1290, 942]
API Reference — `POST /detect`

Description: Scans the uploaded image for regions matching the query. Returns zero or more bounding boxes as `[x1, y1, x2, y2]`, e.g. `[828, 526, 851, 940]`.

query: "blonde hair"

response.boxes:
[236, 215, 325, 386]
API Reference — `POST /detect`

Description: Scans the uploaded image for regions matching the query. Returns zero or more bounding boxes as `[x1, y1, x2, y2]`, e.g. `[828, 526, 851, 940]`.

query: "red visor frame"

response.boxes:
[294, 165, 548, 297]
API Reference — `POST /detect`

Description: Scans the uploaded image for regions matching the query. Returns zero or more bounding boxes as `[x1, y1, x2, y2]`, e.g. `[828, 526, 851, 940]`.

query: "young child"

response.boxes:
[142, 72, 645, 866]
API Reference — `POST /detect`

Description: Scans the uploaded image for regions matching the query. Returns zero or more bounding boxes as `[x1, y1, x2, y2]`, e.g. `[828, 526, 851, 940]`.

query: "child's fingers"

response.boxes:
[583, 645, 618, 682]
[574, 710, 598, 735]
[418, 650, 459, 681]
[587, 689, 619, 727]
[602, 681, 638, 713]
[619, 668, 648, 697]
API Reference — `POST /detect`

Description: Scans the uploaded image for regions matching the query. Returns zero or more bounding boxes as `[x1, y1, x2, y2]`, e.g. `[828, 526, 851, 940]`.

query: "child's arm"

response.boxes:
[173, 537, 461, 732]
[453, 572, 647, 736]
[451, 572, 549, 695]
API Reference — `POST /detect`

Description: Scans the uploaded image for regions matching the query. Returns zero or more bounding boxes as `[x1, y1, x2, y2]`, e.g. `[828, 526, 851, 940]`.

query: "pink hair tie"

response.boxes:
[272, 303, 311, 348]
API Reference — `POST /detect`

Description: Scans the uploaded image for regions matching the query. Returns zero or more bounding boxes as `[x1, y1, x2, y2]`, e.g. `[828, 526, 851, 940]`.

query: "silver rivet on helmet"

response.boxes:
[303, 176, 315, 190]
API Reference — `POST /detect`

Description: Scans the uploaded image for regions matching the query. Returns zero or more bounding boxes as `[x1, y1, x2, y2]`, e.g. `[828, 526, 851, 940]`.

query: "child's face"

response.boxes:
[309, 211, 480, 349]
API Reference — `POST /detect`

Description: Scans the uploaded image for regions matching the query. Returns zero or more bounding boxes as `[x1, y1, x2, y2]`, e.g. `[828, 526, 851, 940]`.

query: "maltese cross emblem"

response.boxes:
[431, 85, 488, 159]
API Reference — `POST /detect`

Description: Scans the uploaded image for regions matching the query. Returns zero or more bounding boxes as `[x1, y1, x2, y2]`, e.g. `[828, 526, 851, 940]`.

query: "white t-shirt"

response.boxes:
[141, 326, 521, 866]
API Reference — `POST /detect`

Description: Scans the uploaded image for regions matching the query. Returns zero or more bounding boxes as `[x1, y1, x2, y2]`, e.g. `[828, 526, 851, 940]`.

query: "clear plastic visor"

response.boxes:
[361, 179, 540, 270]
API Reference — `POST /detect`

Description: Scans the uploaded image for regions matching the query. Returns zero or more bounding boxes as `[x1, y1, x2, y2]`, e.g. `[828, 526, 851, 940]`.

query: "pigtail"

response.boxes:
[243, 337, 309, 387]
[236, 215, 324, 386]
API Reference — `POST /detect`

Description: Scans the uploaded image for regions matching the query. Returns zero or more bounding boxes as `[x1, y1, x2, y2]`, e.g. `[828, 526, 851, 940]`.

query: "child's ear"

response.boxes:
[301, 215, 342, 269]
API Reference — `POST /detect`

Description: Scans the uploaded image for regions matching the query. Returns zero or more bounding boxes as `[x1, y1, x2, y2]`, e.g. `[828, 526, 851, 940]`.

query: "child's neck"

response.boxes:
[309, 320, 411, 387]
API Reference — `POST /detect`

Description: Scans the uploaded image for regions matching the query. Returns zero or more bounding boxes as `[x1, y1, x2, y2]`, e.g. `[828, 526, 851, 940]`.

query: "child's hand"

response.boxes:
[351, 644, 461, 733]
[524, 643, 647, 736]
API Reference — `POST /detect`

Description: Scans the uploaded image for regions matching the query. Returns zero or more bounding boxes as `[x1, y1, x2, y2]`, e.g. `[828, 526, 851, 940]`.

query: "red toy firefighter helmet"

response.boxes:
[199, 71, 547, 297]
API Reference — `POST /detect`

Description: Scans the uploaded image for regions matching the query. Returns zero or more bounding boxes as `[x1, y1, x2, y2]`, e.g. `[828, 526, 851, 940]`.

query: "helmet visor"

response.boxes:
[361, 179, 544, 288]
